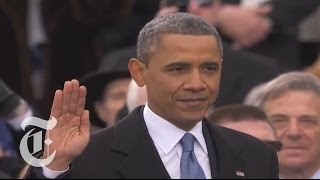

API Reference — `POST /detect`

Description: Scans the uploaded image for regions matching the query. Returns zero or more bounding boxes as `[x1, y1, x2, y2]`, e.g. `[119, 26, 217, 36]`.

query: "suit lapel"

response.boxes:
[204, 120, 247, 179]
[111, 106, 170, 179]
[203, 121, 218, 178]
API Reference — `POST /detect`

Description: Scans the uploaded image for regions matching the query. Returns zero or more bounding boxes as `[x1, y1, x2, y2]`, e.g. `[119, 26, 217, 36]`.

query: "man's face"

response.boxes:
[95, 78, 131, 126]
[143, 34, 222, 131]
[221, 120, 277, 141]
[263, 90, 320, 170]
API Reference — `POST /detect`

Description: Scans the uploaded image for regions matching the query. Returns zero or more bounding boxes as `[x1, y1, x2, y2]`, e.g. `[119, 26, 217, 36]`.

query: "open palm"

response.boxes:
[44, 80, 90, 170]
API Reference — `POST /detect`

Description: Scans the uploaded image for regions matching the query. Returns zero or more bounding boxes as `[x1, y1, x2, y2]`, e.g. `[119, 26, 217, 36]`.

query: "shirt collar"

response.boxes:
[143, 104, 208, 155]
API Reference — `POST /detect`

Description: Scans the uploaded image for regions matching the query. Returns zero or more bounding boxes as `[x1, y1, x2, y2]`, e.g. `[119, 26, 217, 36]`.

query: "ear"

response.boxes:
[94, 101, 104, 120]
[128, 58, 146, 87]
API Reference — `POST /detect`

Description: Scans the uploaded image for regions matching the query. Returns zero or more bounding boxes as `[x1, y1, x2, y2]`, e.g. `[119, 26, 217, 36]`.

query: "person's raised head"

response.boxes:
[129, 13, 223, 131]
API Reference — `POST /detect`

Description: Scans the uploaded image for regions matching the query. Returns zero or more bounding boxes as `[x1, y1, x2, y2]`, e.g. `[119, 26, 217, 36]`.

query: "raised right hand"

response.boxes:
[43, 80, 90, 171]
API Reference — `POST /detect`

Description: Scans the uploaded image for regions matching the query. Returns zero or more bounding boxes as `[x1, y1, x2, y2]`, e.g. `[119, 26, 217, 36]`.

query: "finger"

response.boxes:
[51, 90, 63, 117]
[61, 81, 73, 114]
[75, 86, 87, 117]
[80, 110, 90, 137]
[256, 4, 272, 15]
[68, 79, 80, 114]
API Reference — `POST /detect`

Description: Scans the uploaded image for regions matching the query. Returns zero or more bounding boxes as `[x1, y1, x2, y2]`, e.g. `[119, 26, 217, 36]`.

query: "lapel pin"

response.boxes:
[236, 171, 245, 177]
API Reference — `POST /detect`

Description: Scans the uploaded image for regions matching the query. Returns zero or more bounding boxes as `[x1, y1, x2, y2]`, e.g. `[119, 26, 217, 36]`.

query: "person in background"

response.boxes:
[80, 47, 133, 131]
[208, 104, 282, 152]
[0, 0, 134, 117]
[0, 79, 33, 178]
[246, 72, 320, 179]
[217, 0, 320, 69]
[126, 79, 147, 113]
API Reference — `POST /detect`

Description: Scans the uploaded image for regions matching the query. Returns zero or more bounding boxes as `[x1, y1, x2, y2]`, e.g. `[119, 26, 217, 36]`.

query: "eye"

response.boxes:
[270, 118, 289, 129]
[172, 67, 184, 72]
[167, 66, 187, 74]
[298, 117, 319, 129]
[204, 66, 218, 71]
[201, 64, 219, 74]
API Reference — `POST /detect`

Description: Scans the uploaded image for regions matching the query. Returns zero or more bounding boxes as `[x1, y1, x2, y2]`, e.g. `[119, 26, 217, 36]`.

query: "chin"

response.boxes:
[280, 158, 309, 169]
[181, 113, 205, 123]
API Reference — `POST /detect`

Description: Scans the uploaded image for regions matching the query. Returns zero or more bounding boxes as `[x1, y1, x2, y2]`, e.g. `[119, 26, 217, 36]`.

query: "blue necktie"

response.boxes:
[180, 133, 206, 179]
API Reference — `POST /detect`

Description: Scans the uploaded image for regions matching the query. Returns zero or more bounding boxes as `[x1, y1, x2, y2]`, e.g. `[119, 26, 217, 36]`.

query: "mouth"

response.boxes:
[282, 146, 306, 151]
[178, 98, 208, 106]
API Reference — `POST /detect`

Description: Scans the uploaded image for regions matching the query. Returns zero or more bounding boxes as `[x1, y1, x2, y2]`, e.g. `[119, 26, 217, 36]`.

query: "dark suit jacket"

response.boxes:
[0, 171, 11, 179]
[28, 106, 279, 179]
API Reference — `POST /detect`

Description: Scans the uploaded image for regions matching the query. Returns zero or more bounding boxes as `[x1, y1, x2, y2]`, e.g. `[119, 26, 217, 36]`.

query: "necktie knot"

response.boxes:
[180, 133, 195, 152]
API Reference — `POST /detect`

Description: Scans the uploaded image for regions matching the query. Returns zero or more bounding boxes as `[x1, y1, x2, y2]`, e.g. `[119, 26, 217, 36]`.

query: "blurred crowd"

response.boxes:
[0, 0, 319, 178]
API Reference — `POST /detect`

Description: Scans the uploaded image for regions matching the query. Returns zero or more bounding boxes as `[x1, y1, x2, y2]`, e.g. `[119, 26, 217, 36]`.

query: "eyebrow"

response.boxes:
[299, 115, 319, 119]
[163, 62, 189, 69]
[269, 114, 320, 120]
[163, 61, 221, 69]
[269, 114, 288, 119]
[201, 62, 221, 68]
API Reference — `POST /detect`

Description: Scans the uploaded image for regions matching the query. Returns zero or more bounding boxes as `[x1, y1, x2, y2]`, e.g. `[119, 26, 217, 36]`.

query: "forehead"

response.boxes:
[264, 90, 320, 116]
[159, 34, 217, 49]
[103, 78, 131, 94]
[149, 34, 221, 61]
[222, 120, 276, 139]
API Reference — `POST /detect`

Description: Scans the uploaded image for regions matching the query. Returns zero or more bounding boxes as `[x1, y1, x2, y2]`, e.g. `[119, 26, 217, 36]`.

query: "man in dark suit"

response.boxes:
[28, 13, 278, 179]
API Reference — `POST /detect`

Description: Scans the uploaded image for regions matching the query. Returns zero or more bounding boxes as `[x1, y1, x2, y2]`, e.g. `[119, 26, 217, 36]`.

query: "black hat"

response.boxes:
[80, 46, 136, 127]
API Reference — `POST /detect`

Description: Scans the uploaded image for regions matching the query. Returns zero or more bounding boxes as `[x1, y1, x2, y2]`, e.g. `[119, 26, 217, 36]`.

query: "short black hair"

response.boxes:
[137, 12, 223, 65]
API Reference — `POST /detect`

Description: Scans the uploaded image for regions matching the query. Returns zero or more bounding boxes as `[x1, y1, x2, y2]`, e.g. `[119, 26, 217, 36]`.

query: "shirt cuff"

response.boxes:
[42, 166, 69, 179]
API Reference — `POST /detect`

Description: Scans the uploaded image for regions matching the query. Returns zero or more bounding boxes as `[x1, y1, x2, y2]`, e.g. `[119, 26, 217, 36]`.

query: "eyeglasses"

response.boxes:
[264, 140, 283, 152]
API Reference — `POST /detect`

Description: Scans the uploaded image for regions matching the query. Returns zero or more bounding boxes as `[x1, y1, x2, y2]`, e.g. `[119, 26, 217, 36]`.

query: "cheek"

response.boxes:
[309, 130, 320, 151]
[147, 73, 179, 96]
[113, 99, 126, 109]
[207, 77, 221, 95]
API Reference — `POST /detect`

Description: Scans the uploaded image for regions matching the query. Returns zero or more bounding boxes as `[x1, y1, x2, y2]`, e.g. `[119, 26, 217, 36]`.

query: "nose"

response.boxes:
[285, 120, 302, 140]
[183, 70, 206, 92]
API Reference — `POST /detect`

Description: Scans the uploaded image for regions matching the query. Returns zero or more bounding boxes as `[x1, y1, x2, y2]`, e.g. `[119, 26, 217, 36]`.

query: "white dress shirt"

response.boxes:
[43, 104, 211, 179]
[144, 104, 211, 179]
[311, 169, 320, 179]
[27, 0, 47, 48]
